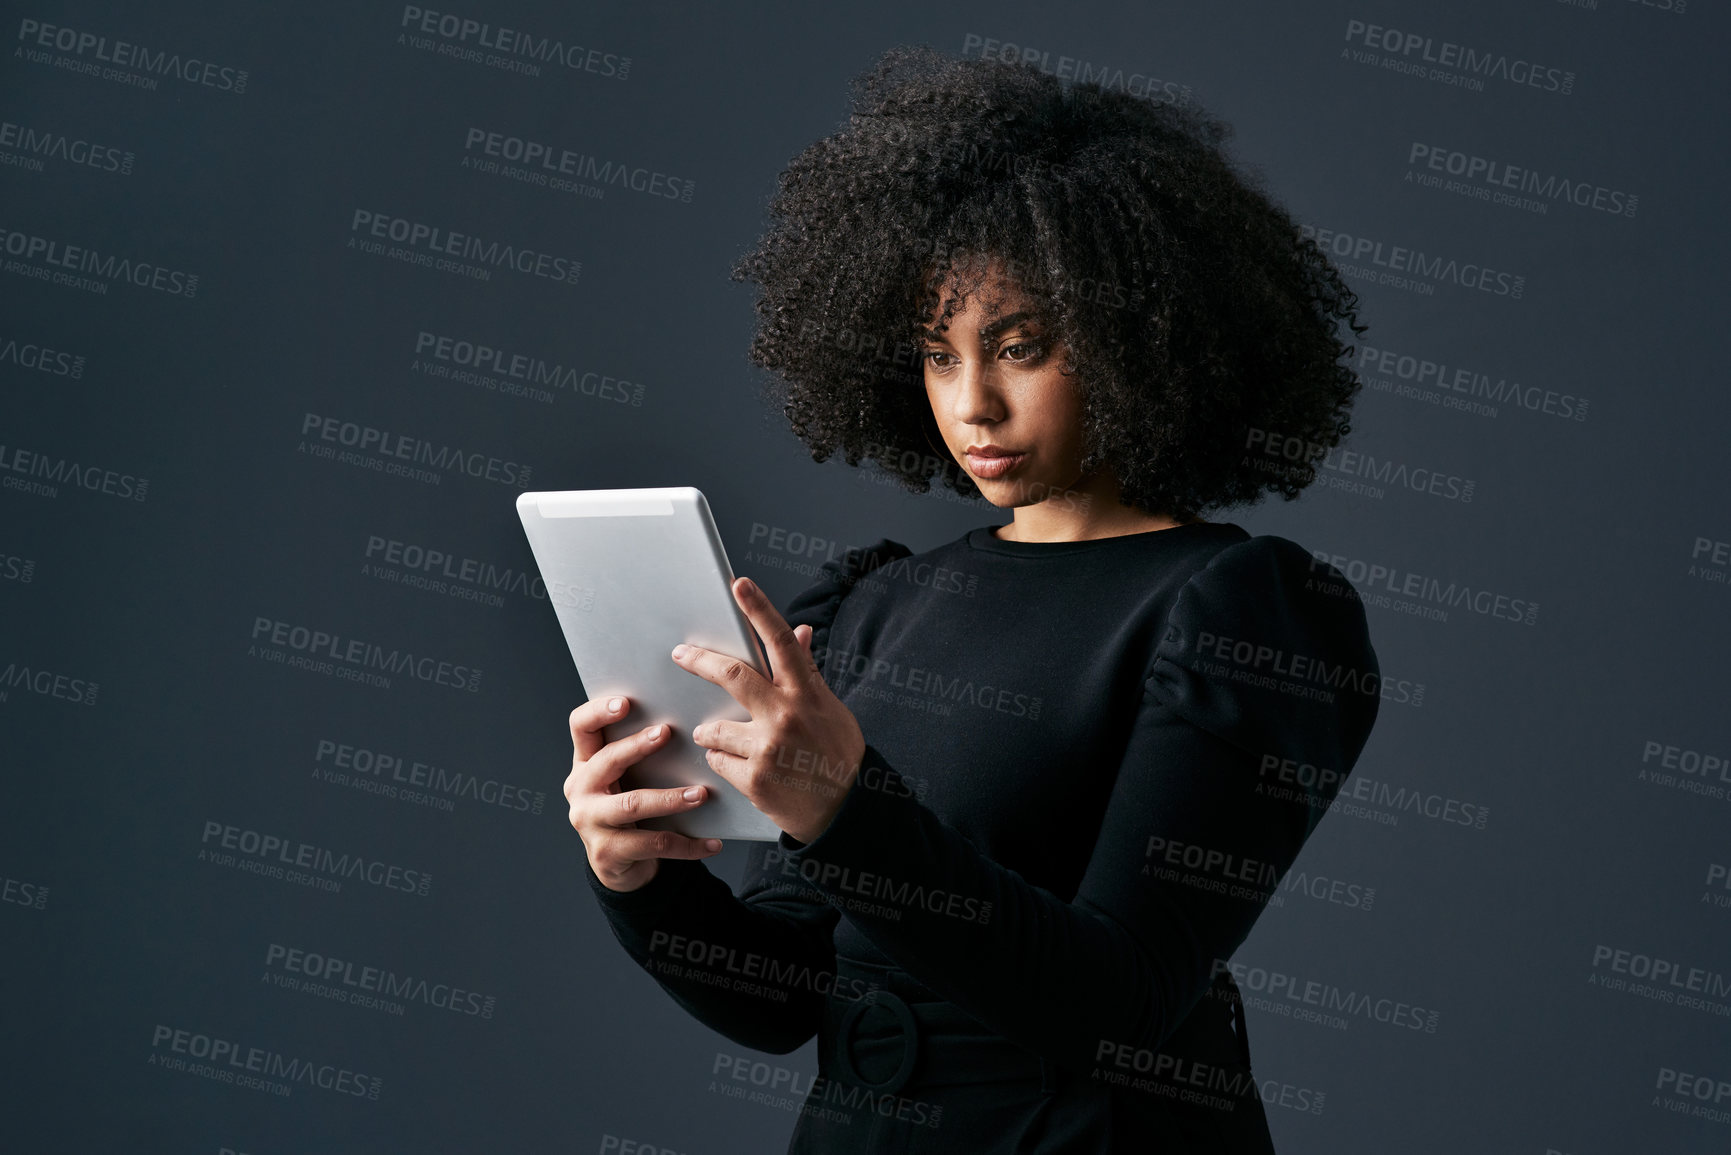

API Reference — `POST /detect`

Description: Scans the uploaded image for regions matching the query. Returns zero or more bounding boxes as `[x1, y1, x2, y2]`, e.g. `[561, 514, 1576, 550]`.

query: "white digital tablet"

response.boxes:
[515, 486, 783, 841]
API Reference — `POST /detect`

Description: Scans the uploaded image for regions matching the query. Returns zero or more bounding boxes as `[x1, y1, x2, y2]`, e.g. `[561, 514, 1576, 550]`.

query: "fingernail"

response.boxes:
[683, 786, 703, 802]
[704, 839, 722, 852]
[739, 578, 757, 595]
[646, 724, 663, 740]
[671, 644, 688, 659]
[608, 697, 623, 712]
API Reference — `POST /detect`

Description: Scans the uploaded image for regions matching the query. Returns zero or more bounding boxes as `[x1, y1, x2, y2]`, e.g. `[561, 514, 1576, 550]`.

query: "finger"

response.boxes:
[793, 624, 819, 673]
[604, 783, 712, 829]
[700, 745, 753, 798]
[602, 827, 724, 864]
[671, 640, 776, 714]
[582, 720, 670, 792]
[570, 695, 630, 764]
[691, 718, 754, 760]
[732, 576, 810, 686]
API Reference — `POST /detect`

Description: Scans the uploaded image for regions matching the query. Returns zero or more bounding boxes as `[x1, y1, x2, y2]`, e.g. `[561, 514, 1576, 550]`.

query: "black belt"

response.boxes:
[824, 959, 1257, 1103]
[826, 989, 1060, 1096]
[833, 990, 934, 1094]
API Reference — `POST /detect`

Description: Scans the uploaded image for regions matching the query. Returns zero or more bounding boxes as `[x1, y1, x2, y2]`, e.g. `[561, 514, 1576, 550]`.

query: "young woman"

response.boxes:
[565, 46, 1380, 1153]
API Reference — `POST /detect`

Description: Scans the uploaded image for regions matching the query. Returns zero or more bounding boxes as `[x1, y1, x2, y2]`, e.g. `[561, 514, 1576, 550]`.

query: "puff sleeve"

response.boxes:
[768, 535, 1380, 1072]
[579, 538, 914, 1053]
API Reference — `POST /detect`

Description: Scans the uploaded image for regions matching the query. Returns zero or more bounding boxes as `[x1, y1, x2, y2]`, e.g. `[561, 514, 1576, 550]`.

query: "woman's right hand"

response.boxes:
[565, 695, 724, 893]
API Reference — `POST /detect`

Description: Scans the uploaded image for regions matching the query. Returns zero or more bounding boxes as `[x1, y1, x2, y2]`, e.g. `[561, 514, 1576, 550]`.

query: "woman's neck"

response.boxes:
[995, 507, 1198, 544]
[993, 473, 1199, 543]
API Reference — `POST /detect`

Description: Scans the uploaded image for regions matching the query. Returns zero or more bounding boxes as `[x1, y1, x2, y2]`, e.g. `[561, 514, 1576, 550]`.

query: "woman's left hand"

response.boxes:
[672, 576, 865, 844]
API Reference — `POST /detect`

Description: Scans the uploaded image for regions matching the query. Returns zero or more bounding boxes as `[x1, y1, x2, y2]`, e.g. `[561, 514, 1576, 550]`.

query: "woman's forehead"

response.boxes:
[923, 260, 1046, 326]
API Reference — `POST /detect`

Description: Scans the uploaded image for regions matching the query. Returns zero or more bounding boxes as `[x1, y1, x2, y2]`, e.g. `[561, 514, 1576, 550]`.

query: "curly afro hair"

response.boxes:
[731, 45, 1368, 522]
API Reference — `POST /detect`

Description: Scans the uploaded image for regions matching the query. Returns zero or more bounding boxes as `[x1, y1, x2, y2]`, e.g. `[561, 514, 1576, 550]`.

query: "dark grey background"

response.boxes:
[3, 2, 1727, 1152]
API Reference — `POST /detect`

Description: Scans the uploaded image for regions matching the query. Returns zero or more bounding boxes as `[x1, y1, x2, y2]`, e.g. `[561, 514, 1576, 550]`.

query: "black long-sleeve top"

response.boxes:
[581, 521, 1379, 1132]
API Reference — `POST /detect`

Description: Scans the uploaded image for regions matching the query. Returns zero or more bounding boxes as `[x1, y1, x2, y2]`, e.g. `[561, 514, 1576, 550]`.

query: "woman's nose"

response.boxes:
[951, 358, 1005, 425]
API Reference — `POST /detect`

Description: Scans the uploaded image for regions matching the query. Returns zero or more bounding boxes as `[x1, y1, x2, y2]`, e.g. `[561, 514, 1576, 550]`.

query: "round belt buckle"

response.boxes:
[834, 989, 918, 1095]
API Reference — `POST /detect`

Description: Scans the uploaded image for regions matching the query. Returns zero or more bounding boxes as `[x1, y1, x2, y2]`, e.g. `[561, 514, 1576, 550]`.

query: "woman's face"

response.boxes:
[918, 262, 1089, 511]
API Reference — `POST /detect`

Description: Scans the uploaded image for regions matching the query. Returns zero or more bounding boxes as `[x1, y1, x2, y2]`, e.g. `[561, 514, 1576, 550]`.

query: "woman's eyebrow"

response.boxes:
[918, 310, 1038, 344]
[978, 310, 1034, 337]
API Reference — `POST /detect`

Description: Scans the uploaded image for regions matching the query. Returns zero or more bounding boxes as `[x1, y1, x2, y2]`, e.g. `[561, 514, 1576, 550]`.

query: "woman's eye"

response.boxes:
[922, 350, 955, 369]
[1001, 340, 1044, 362]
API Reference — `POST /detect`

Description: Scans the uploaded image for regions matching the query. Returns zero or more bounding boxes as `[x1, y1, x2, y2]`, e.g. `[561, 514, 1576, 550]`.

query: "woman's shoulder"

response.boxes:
[1167, 532, 1361, 619]
[1145, 532, 1381, 784]
[781, 536, 915, 640]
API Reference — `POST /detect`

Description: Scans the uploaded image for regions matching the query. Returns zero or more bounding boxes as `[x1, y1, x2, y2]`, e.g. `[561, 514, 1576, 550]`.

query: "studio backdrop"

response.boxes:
[2, 2, 1727, 1153]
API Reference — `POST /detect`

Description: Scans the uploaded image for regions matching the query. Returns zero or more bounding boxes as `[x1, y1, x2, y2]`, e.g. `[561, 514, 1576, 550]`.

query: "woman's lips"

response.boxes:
[966, 451, 1027, 478]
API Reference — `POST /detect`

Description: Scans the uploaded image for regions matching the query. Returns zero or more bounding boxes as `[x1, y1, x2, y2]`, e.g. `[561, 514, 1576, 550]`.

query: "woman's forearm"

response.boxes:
[583, 849, 845, 1054]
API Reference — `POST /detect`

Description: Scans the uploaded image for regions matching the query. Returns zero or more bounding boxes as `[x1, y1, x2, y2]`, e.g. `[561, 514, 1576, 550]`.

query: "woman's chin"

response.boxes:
[974, 479, 1046, 509]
